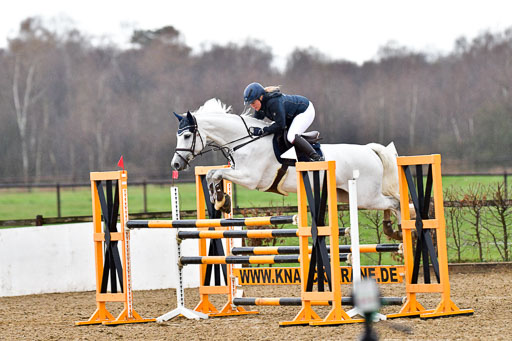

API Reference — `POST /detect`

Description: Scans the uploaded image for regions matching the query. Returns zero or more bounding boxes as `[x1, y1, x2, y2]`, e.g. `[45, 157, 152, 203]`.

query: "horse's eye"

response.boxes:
[184, 134, 192, 139]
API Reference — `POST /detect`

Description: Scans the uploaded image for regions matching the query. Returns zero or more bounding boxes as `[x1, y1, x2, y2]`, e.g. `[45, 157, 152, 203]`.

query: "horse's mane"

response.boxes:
[194, 98, 232, 115]
[194, 98, 267, 126]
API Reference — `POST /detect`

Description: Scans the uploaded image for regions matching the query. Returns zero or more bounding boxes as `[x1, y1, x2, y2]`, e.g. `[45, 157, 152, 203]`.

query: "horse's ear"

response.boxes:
[186, 111, 194, 122]
[173, 112, 183, 121]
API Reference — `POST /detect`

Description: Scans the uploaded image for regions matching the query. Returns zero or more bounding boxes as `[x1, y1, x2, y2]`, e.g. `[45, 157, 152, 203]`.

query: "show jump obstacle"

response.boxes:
[388, 154, 474, 319]
[146, 162, 404, 326]
[76, 155, 472, 326]
[75, 171, 155, 325]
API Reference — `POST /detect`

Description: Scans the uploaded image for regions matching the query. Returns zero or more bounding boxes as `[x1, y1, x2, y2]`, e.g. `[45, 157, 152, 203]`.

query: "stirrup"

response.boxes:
[306, 152, 324, 162]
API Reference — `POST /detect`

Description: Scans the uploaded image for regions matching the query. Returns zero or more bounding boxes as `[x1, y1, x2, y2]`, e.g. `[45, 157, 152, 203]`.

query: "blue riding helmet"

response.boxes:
[243, 82, 265, 104]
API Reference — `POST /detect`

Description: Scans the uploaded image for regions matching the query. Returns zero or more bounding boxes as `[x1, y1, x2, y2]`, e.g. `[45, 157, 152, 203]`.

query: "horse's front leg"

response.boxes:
[205, 169, 232, 213]
[206, 167, 262, 213]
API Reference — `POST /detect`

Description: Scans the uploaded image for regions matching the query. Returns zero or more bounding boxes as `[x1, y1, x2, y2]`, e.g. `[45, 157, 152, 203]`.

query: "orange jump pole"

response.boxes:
[127, 215, 297, 228]
[175, 227, 348, 239]
[387, 155, 474, 319]
[231, 244, 402, 255]
[234, 297, 404, 306]
[75, 171, 155, 326]
[180, 254, 349, 265]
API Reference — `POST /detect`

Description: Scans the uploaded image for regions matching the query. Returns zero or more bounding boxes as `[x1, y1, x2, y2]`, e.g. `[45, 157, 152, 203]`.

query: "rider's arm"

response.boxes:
[262, 100, 286, 134]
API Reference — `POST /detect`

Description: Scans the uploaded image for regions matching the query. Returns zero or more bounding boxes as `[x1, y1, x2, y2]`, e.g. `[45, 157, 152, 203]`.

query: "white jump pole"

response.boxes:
[157, 186, 208, 322]
[346, 170, 386, 321]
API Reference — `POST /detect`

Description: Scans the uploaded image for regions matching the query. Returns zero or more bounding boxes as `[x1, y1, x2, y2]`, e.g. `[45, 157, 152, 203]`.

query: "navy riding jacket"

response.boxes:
[254, 91, 310, 134]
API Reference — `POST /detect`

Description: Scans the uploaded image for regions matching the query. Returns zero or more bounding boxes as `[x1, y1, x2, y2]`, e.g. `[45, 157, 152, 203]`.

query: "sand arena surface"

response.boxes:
[0, 267, 510, 340]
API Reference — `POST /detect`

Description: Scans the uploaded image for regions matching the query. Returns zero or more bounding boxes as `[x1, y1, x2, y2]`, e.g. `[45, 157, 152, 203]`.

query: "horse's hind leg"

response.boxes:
[383, 209, 402, 240]
[338, 186, 402, 240]
[336, 189, 349, 203]
[359, 194, 403, 241]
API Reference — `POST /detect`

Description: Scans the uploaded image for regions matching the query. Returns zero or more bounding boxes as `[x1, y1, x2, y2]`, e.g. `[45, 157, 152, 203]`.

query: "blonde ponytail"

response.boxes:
[264, 85, 281, 93]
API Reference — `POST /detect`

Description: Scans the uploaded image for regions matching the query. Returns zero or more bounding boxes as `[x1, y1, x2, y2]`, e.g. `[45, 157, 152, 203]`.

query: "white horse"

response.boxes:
[171, 99, 403, 240]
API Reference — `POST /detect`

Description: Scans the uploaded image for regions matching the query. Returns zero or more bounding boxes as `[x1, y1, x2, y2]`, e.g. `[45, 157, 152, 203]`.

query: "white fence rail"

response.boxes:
[0, 223, 199, 297]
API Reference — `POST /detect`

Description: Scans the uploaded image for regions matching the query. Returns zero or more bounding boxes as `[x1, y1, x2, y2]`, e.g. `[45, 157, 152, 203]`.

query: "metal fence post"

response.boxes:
[505, 171, 508, 199]
[143, 180, 148, 213]
[56, 183, 61, 218]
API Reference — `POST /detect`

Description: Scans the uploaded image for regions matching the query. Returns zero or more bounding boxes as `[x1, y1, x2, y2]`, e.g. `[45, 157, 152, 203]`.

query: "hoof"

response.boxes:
[214, 182, 224, 201]
[383, 220, 402, 241]
[215, 194, 231, 213]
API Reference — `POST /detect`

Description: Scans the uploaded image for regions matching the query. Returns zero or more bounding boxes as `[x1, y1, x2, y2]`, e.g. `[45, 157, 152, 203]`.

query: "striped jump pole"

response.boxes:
[233, 297, 405, 307]
[177, 227, 349, 240]
[180, 254, 349, 265]
[231, 244, 402, 255]
[127, 215, 297, 229]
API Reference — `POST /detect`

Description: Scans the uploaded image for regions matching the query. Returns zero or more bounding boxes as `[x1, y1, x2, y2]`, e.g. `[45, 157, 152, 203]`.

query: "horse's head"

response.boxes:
[171, 98, 255, 170]
[171, 111, 206, 171]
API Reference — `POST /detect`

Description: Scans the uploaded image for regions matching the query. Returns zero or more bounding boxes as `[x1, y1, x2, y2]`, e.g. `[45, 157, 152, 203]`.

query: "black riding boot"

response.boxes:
[293, 134, 324, 161]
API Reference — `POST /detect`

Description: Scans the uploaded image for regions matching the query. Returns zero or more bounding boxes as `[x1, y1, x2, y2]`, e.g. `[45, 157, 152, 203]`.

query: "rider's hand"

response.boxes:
[249, 127, 263, 136]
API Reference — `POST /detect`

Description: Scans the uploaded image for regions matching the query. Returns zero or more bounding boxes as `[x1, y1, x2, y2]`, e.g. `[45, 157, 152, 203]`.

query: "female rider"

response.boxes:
[243, 82, 323, 161]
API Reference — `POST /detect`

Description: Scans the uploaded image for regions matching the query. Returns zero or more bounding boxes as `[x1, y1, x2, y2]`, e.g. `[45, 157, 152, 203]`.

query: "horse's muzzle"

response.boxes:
[171, 155, 185, 171]
[172, 161, 182, 171]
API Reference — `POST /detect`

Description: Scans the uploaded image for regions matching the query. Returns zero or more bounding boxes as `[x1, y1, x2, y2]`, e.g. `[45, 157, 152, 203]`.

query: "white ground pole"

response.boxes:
[346, 170, 386, 321]
[157, 187, 208, 322]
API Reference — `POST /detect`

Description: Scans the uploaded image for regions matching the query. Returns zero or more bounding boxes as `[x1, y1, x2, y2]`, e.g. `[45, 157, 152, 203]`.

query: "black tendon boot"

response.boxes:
[293, 134, 324, 161]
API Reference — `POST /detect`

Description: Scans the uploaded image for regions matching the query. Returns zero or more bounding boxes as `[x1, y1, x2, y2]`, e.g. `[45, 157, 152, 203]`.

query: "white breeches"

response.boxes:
[287, 101, 315, 143]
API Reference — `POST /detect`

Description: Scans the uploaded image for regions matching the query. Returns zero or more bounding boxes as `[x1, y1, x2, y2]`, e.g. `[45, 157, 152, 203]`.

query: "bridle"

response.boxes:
[173, 114, 206, 168]
[173, 114, 267, 168]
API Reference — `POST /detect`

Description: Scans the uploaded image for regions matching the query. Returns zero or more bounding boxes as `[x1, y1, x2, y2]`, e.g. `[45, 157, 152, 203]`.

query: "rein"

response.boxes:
[233, 115, 267, 151]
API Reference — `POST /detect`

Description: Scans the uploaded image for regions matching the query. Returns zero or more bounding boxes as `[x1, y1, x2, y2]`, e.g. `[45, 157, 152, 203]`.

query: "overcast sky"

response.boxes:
[2, 0, 512, 67]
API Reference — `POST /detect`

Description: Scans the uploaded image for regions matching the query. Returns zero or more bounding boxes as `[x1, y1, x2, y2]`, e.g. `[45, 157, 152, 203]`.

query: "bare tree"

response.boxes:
[1, 18, 512, 182]
[482, 183, 512, 261]
[361, 210, 385, 265]
[461, 184, 487, 262]
[444, 187, 466, 262]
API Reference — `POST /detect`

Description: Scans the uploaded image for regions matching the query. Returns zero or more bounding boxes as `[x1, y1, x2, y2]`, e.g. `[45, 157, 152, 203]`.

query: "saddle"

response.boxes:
[264, 130, 323, 196]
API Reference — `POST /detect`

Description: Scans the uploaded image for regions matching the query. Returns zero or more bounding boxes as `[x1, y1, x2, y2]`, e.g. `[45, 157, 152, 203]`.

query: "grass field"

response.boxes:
[0, 183, 298, 220]
[1, 175, 509, 263]
[0, 175, 505, 220]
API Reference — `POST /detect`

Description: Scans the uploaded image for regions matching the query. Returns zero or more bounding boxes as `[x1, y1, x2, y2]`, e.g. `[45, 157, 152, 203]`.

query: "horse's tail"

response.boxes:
[367, 142, 400, 200]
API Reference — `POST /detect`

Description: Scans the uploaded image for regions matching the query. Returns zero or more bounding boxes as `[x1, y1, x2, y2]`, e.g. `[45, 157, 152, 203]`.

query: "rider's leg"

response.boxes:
[293, 134, 323, 161]
[286, 102, 315, 143]
[287, 102, 322, 161]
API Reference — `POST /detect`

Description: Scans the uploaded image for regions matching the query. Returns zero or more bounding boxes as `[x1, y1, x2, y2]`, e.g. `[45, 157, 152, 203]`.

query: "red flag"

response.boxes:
[117, 156, 125, 170]
[172, 170, 179, 179]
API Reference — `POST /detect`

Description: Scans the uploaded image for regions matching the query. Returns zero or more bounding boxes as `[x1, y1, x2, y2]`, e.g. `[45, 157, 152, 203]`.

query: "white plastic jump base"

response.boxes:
[157, 307, 208, 322]
[346, 307, 386, 322]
